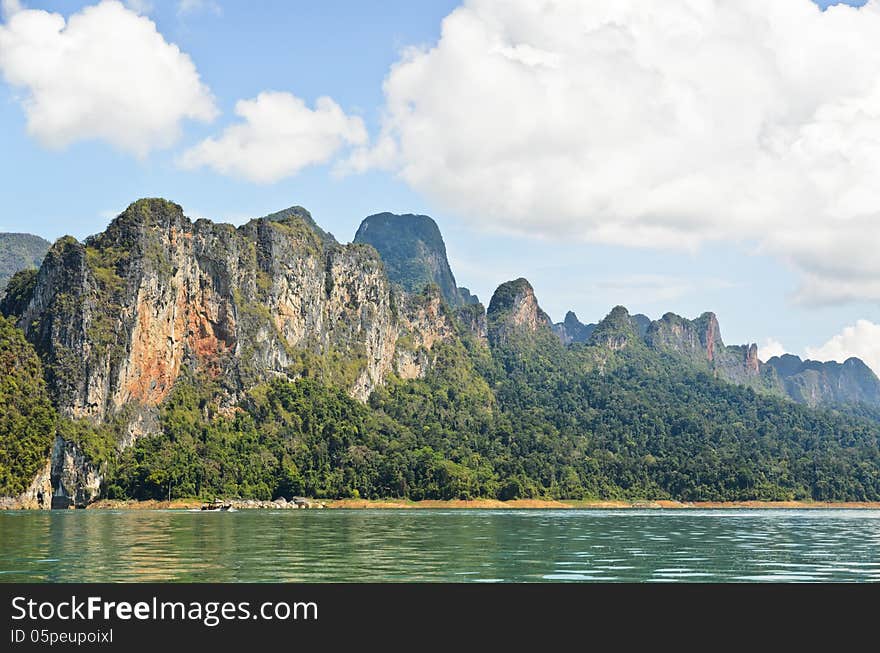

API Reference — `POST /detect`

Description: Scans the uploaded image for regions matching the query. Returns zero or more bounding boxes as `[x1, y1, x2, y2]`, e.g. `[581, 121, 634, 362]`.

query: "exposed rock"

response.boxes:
[457, 287, 480, 305]
[394, 286, 458, 380]
[631, 314, 652, 338]
[3, 199, 454, 419]
[645, 311, 763, 384]
[766, 355, 880, 407]
[487, 278, 551, 345]
[354, 212, 464, 308]
[553, 311, 596, 345]
[0, 458, 52, 510]
[1, 199, 462, 507]
[456, 302, 488, 344]
[50, 436, 102, 509]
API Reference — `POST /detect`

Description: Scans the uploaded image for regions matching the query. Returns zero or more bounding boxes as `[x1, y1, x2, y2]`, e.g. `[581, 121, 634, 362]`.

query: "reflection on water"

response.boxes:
[1, 510, 880, 582]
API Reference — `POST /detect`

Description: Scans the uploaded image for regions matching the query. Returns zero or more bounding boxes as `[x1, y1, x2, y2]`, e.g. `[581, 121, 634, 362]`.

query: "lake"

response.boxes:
[1, 509, 879, 582]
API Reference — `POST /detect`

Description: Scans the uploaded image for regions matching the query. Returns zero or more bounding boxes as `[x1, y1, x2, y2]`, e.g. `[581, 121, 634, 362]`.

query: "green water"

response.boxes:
[1, 509, 879, 582]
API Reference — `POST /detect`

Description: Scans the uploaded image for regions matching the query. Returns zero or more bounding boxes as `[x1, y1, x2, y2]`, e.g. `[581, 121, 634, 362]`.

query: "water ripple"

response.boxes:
[1, 509, 879, 582]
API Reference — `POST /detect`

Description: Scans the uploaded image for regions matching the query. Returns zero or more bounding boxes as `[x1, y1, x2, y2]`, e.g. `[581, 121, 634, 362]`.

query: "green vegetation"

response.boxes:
[56, 416, 119, 470]
[0, 232, 50, 295]
[353, 212, 462, 307]
[84, 243, 128, 361]
[1, 268, 38, 316]
[0, 315, 56, 496]
[101, 319, 880, 503]
[4, 202, 880, 504]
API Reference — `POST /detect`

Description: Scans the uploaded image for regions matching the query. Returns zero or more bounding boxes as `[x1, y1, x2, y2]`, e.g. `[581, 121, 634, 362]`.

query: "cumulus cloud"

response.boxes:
[350, 0, 880, 304]
[806, 320, 880, 376]
[179, 91, 367, 183]
[759, 338, 787, 362]
[0, 0, 217, 155]
[1, 0, 21, 19]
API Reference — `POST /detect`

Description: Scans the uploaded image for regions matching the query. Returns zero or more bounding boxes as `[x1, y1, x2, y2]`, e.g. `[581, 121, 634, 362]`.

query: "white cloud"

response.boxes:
[759, 338, 787, 362]
[350, 0, 880, 305]
[179, 91, 367, 183]
[177, 0, 221, 17]
[0, 0, 217, 156]
[1, 0, 22, 19]
[806, 320, 880, 376]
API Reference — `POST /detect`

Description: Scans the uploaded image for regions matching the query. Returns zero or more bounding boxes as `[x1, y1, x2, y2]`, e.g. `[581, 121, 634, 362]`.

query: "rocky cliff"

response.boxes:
[6, 200, 880, 509]
[4, 200, 454, 419]
[487, 278, 552, 345]
[354, 212, 471, 308]
[766, 354, 880, 407]
[1, 199, 462, 507]
[643, 311, 767, 386]
[553, 311, 596, 345]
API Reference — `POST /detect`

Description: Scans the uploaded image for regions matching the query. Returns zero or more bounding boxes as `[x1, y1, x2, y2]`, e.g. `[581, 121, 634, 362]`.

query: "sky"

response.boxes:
[1, 0, 880, 374]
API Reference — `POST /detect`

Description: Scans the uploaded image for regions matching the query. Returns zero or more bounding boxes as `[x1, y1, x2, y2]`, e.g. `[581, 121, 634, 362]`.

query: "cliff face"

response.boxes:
[354, 212, 470, 308]
[644, 311, 765, 386]
[393, 286, 459, 379]
[766, 355, 880, 407]
[553, 311, 596, 345]
[487, 278, 551, 345]
[49, 436, 103, 508]
[0, 458, 51, 510]
[5, 199, 455, 422]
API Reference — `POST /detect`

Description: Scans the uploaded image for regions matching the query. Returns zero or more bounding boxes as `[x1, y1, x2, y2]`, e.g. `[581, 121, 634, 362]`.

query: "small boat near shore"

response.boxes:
[201, 499, 235, 512]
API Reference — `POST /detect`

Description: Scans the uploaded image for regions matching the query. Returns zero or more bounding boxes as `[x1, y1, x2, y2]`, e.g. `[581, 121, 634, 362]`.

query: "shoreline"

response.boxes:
[81, 498, 880, 511]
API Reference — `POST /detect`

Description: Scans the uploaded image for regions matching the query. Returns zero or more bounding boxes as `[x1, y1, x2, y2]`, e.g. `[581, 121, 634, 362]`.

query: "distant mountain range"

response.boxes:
[2, 201, 880, 509]
[0, 232, 50, 297]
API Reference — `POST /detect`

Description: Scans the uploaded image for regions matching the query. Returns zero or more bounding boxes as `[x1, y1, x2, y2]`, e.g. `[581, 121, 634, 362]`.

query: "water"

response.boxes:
[1, 509, 879, 582]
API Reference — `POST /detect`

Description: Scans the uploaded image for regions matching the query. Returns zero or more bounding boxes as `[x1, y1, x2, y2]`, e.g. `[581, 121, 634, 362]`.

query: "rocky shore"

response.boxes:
[68, 498, 880, 511]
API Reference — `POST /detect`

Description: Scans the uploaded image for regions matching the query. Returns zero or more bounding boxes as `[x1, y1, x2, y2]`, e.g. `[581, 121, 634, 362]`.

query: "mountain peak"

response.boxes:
[354, 212, 463, 307]
[553, 310, 596, 345]
[259, 206, 337, 246]
[487, 278, 551, 342]
[588, 305, 639, 350]
[117, 198, 184, 227]
[646, 311, 724, 363]
[766, 354, 880, 406]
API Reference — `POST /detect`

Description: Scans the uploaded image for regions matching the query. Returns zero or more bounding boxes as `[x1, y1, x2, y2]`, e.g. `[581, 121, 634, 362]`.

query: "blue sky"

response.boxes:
[1, 0, 879, 372]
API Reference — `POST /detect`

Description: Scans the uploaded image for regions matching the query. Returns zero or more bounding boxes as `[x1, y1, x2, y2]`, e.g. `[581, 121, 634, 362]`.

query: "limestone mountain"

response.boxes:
[5, 200, 466, 415]
[557, 304, 880, 408]
[766, 354, 880, 407]
[354, 212, 471, 308]
[4, 199, 880, 509]
[553, 310, 651, 345]
[0, 199, 461, 506]
[587, 306, 643, 352]
[552, 311, 596, 345]
[644, 312, 763, 386]
[487, 278, 552, 346]
[0, 232, 51, 298]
